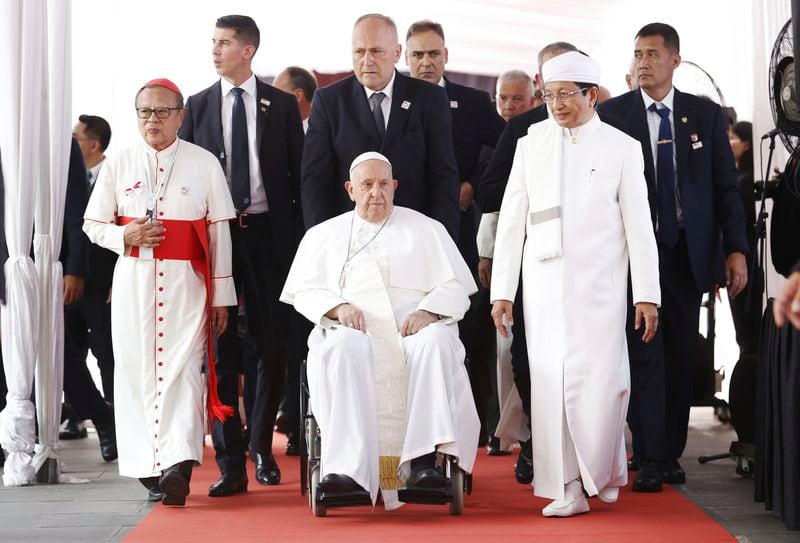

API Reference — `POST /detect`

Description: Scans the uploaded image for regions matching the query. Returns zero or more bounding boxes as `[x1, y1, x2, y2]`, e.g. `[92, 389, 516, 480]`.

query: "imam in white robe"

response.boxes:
[491, 114, 660, 500]
[83, 138, 236, 478]
[280, 206, 480, 507]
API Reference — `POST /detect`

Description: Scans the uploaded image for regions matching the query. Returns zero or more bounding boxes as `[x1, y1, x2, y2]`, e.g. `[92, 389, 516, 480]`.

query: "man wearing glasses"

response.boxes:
[83, 78, 237, 507]
[490, 52, 660, 517]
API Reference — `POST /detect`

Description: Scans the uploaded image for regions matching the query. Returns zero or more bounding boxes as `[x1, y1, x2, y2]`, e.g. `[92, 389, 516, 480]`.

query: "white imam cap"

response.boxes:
[542, 51, 601, 85]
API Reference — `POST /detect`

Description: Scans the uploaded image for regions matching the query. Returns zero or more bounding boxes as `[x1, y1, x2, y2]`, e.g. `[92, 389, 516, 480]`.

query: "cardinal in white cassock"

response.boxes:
[280, 151, 480, 510]
[490, 52, 661, 517]
[83, 79, 237, 506]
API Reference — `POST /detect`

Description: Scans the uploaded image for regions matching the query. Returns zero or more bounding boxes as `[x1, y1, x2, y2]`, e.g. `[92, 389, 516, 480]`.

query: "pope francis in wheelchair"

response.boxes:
[280, 152, 480, 514]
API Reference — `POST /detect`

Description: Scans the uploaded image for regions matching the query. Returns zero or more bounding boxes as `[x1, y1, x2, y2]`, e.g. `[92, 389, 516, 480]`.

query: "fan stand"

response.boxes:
[696, 132, 778, 478]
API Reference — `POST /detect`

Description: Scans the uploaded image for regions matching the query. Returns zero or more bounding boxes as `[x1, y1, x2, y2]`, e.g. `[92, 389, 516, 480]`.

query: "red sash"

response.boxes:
[118, 216, 234, 423]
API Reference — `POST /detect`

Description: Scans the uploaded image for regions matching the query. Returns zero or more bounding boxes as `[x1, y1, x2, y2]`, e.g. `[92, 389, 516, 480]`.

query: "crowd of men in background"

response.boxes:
[2, 9, 786, 517]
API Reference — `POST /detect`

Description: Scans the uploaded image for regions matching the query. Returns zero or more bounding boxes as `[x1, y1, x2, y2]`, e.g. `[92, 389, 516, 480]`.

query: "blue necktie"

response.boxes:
[650, 103, 679, 248]
[231, 87, 250, 213]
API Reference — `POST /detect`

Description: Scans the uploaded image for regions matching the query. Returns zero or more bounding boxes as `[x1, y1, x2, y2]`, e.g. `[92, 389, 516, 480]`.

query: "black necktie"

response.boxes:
[231, 87, 250, 212]
[649, 103, 679, 248]
[369, 92, 386, 140]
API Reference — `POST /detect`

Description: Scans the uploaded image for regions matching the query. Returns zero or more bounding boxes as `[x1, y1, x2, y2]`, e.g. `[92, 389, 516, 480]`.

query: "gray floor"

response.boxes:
[1, 410, 799, 542]
[0, 428, 151, 543]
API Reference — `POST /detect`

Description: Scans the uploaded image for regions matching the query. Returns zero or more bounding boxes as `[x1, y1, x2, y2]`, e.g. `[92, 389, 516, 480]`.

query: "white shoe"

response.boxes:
[598, 486, 619, 503]
[542, 480, 590, 517]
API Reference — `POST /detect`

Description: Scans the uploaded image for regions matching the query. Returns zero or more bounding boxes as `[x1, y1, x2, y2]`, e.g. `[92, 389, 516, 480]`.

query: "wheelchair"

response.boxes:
[299, 361, 472, 517]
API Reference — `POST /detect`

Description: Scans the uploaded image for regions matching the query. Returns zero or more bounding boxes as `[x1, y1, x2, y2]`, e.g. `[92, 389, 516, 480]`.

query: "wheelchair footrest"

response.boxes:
[317, 489, 372, 508]
[398, 483, 453, 505]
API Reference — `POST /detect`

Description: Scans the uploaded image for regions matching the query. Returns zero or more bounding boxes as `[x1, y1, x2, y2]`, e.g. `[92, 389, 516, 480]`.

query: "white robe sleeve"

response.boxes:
[416, 278, 470, 322]
[206, 159, 237, 307]
[619, 139, 661, 307]
[491, 139, 529, 303]
[292, 289, 348, 327]
[82, 159, 127, 255]
[476, 213, 498, 259]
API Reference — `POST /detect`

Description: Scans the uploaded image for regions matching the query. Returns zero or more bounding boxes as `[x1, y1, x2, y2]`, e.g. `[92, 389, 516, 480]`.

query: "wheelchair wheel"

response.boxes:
[448, 460, 464, 516]
[310, 463, 327, 517]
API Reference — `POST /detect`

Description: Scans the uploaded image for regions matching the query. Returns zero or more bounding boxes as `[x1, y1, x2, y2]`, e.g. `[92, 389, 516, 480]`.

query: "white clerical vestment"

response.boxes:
[280, 206, 480, 507]
[83, 138, 236, 478]
[491, 114, 660, 500]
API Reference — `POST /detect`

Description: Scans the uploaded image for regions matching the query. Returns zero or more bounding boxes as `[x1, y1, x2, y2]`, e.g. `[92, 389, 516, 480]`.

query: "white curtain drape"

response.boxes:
[0, 0, 72, 486]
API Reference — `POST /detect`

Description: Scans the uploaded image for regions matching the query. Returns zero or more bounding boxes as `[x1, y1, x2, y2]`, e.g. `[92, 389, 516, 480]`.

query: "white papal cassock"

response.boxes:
[280, 206, 480, 507]
[491, 113, 660, 501]
[83, 138, 236, 478]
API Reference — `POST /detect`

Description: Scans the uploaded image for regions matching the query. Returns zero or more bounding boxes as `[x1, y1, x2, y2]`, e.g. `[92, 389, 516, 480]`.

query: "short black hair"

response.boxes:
[216, 14, 260, 50]
[406, 20, 445, 42]
[78, 114, 112, 151]
[636, 22, 680, 53]
[281, 66, 317, 102]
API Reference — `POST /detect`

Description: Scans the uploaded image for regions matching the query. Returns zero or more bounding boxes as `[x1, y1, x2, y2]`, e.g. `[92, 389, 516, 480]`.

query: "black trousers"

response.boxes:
[463, 286, 499, 438]
[659, 236, 703, 461]
[212, 213, 289, 475]
[510, 278, 531, 420]
[63, 294, 114, 424]
[278, 312, 312, 435]
[625, 281, 666, 461]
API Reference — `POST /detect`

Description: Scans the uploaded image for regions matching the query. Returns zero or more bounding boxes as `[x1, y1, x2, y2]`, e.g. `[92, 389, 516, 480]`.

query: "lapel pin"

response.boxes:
[260, 98, 270, 114]
[692, 141, 703, 150]
[450, 100, 459, 109]
[690, 133, 699, 142]
[401, 100, 411, 110]
[681, 116, 688, 124]
[219, 151, 225, 159]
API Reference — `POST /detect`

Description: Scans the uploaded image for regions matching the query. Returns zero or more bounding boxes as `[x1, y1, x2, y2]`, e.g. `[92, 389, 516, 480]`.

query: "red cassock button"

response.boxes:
[158, 362, 163, 366]
[155, 419, 159, 424]
[158, 302, 164, 307]
[159, 211, 164, 217]
[159, 377, 163, 381]
[159, 317, 164, 322]
[159, 287, 164, 292]
[159, 168, 164, 172]
[158, 332, 164, 337]
[154, 434, 158, 438]
[158, 347, 163, 352]
[159, 272, 164, 277]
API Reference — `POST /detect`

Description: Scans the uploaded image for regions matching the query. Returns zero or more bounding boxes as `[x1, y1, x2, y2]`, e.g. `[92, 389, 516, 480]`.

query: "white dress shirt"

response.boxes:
[363, 71, 395, 130]
[87, 159, 105, 188]
[641, 87, 683, 225]
[221, 73, 267, 213]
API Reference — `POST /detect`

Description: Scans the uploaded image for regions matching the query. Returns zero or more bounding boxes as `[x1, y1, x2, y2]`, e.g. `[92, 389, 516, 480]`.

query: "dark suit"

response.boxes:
[62, 145, 116, 426]
[442, 78, 505, 438]
[598, 88, 748, 461]
[0, 152, 7, 414]
[301, 71, 460, 239]
[179, 77, 304, 473]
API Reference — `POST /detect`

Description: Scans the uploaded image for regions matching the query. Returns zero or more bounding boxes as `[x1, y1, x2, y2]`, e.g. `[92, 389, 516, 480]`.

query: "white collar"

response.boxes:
[437, 77, 446, 88]
[221, 72, 257, 98]
[363, 70, 396, 101]
[641, 86, 675, 112]
[88, 158, 105, 180]
[143, 136, 180, 157]
[565, 112, 602, 141]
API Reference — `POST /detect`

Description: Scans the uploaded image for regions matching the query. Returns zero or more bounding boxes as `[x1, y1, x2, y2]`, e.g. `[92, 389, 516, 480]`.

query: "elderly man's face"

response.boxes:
[352, 18, 401, 91]
[496, 79, 535, 121]
[136, 87, 184, 150]
[405, 30, 447, 84]
[544, 81, 597, 129]
[345, 159, 398, 223]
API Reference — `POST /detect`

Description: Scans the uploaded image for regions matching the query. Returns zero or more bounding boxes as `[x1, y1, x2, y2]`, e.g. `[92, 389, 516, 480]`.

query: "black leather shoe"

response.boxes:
[632, 460, 663, 492]
[318, 473, 365, 493]
[515, 440, 533, 484]
[285, 433, 300, 457]
[627, 456, 640, 471]
[253, 452, 281, 485]
[94, 422, 117, 462]
[662, 459, 686, 485]
[487, 436, 512, 456]
[139, 476, 162, 502]
[59, 418, 88, 440]
[208, 471, 248, 497]
[159, 462, 193, 506]
[407, 468, 446, 488]
[148, 486, 164, 502]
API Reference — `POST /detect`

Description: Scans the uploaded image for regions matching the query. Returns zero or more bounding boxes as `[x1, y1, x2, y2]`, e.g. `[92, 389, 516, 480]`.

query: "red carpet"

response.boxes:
[126, 436, 734, 542]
